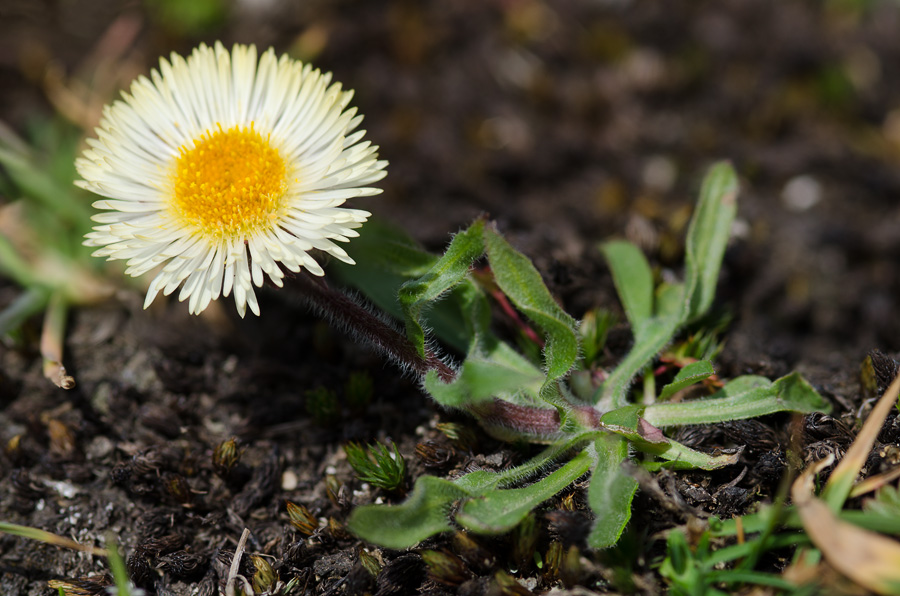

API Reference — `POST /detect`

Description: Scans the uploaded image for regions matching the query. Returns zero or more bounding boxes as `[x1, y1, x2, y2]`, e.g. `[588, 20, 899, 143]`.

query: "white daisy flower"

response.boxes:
[76, 42, 387, 317]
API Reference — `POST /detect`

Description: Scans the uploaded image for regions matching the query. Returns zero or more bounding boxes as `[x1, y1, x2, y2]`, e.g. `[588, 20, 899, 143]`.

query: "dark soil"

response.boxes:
[3, 1, 900, 594]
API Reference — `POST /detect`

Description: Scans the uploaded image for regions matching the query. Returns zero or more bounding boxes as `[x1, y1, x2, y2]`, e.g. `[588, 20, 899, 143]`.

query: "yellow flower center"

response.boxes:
[170, 124, 287, 239]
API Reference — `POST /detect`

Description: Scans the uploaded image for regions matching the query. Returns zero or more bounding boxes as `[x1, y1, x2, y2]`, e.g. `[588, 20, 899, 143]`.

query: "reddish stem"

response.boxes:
[288, 272, 456, 382]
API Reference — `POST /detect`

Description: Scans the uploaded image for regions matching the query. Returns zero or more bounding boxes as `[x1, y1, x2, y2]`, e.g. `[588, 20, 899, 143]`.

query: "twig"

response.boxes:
[225, 528, 251, 596]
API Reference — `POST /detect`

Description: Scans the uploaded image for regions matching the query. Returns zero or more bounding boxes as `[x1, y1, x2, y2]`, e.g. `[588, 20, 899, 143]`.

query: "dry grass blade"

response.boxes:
[822, 372, 900, 510]
[225, 528, 251, 596]
[849, 464, 900, 499]
[792, 373, 900, 595]
[793, 456, 900, 594]
[0, 521, 107, 556]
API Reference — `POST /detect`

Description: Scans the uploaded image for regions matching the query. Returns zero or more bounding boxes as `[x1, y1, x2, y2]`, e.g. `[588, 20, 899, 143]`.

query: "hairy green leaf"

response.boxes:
[658, 360, 716, 400]
[596, 317, 679, 408]
[483, 227, 579, 387]
[642, 373, 829, 427]
[641, 439, 742, 470]
[456, 447, 597, 534]
[348, 433, 599, 548]
[347, 475, 472, 549]
[399, 220, 486, 356]
[423, 349, 545, 409]
[587, 435, 638, 548]
[332, 219, 472, 352]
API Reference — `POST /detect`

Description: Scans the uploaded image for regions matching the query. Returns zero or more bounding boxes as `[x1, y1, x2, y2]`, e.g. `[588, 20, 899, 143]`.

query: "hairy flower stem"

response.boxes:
[289, 272, 456, 382]
[289, 274, 608, 441]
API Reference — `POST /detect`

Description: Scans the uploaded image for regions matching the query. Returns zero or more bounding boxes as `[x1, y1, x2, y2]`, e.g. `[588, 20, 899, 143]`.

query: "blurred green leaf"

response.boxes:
[587, 435, 638, 548]
[601, 240, 654, 332]
[144, 0, 226, 35]
[682, 162, 739, 323]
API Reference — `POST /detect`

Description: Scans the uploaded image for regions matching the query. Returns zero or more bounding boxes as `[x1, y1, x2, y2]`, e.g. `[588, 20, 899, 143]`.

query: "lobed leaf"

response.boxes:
[332, 219, 472, 352]
[423, 350, 544, 409]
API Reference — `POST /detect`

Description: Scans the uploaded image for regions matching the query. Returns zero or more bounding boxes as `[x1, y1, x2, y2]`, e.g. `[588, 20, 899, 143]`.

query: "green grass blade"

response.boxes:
[0, 287, 50, 337]
[0, 145, 92, 226]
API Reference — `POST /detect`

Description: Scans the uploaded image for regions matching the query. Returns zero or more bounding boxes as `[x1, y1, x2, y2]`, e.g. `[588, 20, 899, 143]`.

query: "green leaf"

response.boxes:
[423, 349, 545, 409]
[0, 287, 50, 337]
[483, 227, 579, 387]
[640, 439, 742, 470]
[658, 360, 716, 400]
[399, 220, 486, 356]
[600, 240, 654, 332]
[347, 475, 472, 549]
[642, 373, 829, 427]
[0, 141, 92, 227]
[587, 435, 639, 548]
[682, 162, 739, 323]
[332, 219, 472, 352]
[348, 433, 599, 549]
[456, 447, 597, 534]
[340, 218, 439, 278]
[596, 317, 680, 408]
[599, 404, 645, 430]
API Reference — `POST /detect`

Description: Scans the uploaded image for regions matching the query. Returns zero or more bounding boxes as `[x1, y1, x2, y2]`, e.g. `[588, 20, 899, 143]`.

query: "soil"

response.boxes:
[3, 0, 900, 594]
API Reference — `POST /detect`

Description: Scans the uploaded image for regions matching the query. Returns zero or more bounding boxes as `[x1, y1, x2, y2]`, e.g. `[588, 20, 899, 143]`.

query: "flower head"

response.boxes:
[76, 42, 387, 316]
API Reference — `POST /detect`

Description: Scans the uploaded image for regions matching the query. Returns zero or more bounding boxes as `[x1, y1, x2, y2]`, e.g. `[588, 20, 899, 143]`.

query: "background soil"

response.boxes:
[2, 0, 900, 594]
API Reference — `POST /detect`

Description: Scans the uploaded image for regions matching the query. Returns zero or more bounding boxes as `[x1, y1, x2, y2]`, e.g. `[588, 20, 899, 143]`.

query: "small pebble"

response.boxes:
[782, 175, 822, 212]
[281, 470, 299, 491]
